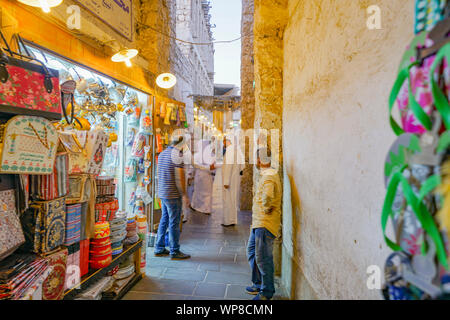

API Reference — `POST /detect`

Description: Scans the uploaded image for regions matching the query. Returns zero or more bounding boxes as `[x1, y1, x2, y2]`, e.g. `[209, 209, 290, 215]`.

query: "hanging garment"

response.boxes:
[164, 105, 172, 126]
[191, 140, 214, 214]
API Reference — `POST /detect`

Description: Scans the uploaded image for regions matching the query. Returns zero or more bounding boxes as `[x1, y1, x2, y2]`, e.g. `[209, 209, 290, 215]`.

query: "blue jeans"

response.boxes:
[247, 228, 276, 298]
[155, 198, 182, 255]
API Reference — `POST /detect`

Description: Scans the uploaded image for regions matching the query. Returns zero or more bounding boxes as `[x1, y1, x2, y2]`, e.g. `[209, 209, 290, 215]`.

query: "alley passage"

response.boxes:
[124, 211, 255, 300]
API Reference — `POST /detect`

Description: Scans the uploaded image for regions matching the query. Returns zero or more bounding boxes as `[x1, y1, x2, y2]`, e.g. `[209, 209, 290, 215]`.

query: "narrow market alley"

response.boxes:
[124, 210, 286, 300]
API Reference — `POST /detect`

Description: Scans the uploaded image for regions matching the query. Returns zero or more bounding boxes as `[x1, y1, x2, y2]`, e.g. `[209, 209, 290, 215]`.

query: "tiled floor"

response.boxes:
[123, 209, 286, 300]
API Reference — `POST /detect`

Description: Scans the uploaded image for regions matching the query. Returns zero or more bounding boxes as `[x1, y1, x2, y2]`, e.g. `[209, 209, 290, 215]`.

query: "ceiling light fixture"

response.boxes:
[111, 48, 139, 68]
[18, 0, 63, 13]
[156, 73, 177, 89]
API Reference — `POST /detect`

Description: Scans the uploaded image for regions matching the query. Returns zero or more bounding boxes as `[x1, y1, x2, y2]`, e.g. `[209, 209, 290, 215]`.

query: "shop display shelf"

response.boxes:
[63, 239, 143, 300]
[102, 273, 143, 300]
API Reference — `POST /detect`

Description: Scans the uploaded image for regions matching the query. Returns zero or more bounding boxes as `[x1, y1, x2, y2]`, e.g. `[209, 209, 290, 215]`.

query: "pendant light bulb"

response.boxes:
[156, 73, 177, 89]
[111, 48, 138, 68]
[40, 0, 50, 12]
[18, 0, 63, 12]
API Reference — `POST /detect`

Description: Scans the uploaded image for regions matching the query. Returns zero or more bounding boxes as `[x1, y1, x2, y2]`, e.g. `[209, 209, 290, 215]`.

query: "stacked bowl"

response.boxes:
[109, 212, 127, 256]
[90, 222, 112, 269]
[123, 216, 139, 246]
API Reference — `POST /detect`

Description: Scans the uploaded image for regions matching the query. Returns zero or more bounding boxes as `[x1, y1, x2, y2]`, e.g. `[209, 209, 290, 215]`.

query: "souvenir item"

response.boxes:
[126, 127, 137, 147]
[164, 104, 172, 125]
[20, 265, 53, 300]
[0, 116, 58, 174]
[0, 31, 62, 120]
[0, 257, 49, 300]
[64, 242, 80, 291]
[30, 153, 69, 201]
[58, 131, 88, 174]
[21, 197, 66, 254]
[89, 252, 112, 269]
[169, 103, 177, 122]
[74, 129, 108, 175]
[415, 0, 447, 34]
[79, 239, 90, 277]
[160, 101, 166, 118]
[125, 158, 137, 183]
[156, 132, 163, 153]
[390, 19, 450, 136]
[131, 132, 147, 158]
[140, 107, 153, 135]
[42, 248, 68, 300]
[66, 175, 92, 204]
[94, 221, 110, 240]
[65, 204, 81, 246]
[0, 190, 25, 261]
[95, 199, 119, 222]
[114, 264, 135, 280]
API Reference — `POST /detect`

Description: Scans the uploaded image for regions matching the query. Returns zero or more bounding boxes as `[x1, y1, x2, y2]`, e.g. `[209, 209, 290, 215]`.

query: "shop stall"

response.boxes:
[0, 31, 187, 300]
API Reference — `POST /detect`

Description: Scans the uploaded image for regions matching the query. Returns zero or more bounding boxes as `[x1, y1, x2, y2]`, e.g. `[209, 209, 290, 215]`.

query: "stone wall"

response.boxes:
[253, 0, 287, 276]
[239, 0, 255, 211]
[282, 0, 414, 299]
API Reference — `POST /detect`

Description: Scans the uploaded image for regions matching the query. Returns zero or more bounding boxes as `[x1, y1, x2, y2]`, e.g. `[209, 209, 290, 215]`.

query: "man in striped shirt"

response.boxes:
[154, 136, 191, 260]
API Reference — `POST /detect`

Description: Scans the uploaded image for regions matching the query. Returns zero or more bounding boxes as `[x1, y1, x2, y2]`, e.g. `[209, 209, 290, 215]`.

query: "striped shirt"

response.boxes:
[157, 146, 184, 199]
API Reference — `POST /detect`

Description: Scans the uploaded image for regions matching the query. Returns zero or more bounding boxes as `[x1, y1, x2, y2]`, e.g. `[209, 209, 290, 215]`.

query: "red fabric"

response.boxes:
[79, 239, 90, 277]
[0, 64, 61, 114]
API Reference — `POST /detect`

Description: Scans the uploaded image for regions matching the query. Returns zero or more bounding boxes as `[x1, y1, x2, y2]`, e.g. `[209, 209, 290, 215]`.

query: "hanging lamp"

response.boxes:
[18, 0, 63, 13]
[111, 48, 138, 67]
[156, 73, 177, 89]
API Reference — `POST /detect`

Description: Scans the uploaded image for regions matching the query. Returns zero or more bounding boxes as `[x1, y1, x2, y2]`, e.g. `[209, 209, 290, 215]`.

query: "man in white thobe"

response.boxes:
[191, 140, 215, 214]
[221, 136, 245, 227]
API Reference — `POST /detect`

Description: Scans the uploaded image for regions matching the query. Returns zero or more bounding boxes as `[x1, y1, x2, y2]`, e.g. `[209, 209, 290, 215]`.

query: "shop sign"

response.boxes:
[75, 0, 133, 41]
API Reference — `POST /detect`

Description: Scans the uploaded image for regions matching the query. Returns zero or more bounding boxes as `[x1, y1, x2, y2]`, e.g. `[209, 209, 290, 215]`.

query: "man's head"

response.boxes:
[169, 135, 185, 148]
[256, 147, 271, 169]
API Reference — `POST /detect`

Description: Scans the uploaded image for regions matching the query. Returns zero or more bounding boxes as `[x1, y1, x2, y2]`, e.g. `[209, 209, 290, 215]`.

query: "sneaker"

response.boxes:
[253, 293, 271, 300]
[221, 224, 236, 227]
[170, 251, 191, 260]
[246, 285, 261, 295]
[154, 249, 170, 257]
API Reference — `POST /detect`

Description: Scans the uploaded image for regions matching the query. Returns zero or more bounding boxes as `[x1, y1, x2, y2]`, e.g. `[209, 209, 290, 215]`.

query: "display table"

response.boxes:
[63, 240, 143, 300]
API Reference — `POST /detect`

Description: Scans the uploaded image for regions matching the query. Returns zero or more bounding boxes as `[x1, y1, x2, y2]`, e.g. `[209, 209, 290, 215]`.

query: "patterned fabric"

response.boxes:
[30, 153, 69, 201]
[396, 35, 450, 134]
[42, 248, 68, 300]
[65, 204, 81, 246]
[0, 63, 61, 115]
[0, 190, 25, 261]
[21, 197, 66, 254]
[415, 0, 447, 34]
[251, 168, 282, 238]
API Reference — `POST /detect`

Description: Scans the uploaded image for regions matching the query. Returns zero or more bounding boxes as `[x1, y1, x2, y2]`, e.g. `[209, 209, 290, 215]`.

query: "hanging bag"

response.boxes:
[0, 190, 25, 261]
[0, 31, 62, 120]
[0, 115, 59, 174]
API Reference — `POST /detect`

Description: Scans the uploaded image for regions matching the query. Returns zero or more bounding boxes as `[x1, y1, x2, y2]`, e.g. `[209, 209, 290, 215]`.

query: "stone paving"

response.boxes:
[124, 210, 286, 300]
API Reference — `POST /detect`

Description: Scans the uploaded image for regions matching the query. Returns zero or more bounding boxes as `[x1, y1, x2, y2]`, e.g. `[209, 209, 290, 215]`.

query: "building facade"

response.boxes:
[171, 0, 215, 128]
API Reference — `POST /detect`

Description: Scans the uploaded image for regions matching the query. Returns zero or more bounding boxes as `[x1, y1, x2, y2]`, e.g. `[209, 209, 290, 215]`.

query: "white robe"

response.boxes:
[191, 164, 214, 214]
[191, 141, 214, 214]
[220, 146, 245, 226]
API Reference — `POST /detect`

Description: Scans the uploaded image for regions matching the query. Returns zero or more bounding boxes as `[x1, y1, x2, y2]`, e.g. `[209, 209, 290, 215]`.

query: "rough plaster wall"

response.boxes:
[240, 0, 255, 211]
[253, 0, 287, 275]
[282, 0, 414, 299]
[137, 0, 172, 96]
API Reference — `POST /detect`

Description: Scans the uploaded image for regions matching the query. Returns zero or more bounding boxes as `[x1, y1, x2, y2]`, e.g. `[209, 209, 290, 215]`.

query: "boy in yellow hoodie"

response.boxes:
[246, 147, 282, 300]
